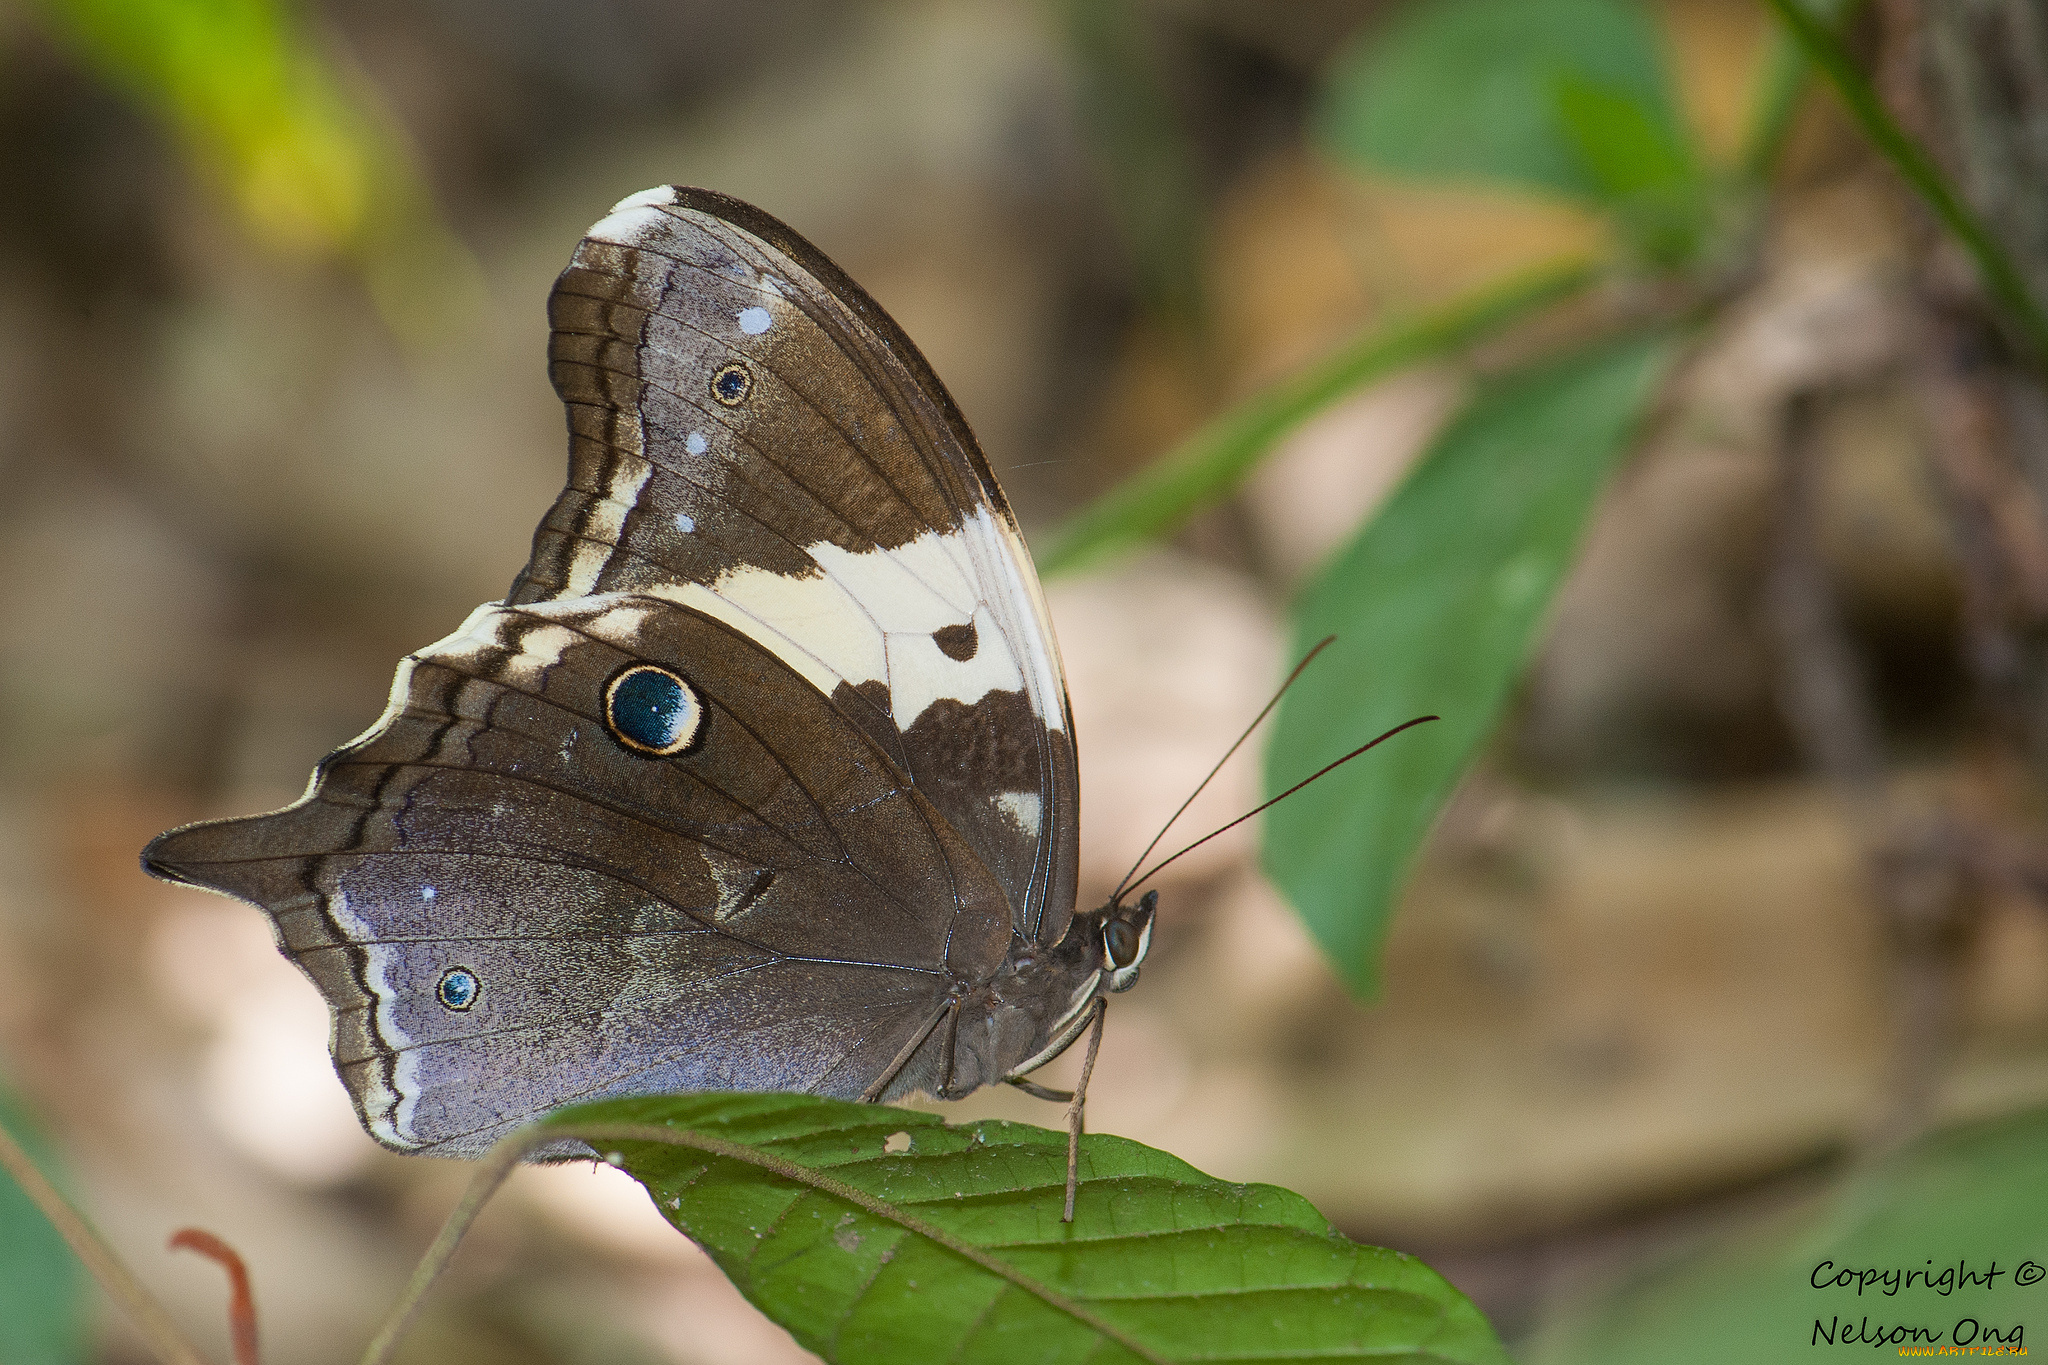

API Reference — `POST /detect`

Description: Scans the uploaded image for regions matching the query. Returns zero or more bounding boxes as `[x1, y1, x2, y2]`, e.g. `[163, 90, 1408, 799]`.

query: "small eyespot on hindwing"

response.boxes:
[437, 967, 481, 1011]
[710, 363, 752, 406]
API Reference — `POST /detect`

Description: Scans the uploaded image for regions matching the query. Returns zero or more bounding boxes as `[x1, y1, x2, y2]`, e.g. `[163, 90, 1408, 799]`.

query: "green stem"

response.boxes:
[1760, 0, 2048, 363]
[1740, 0, 1871, 179]
[358, 1131, 528, 1365]
[1036, 256, 1600, 578]
[1739, 27, 1810, 180]
[0, 1117, 213, 1365]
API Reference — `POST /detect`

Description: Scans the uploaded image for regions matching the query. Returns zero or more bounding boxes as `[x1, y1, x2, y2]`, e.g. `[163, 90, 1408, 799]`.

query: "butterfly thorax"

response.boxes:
[937, 891, 1157, 1100]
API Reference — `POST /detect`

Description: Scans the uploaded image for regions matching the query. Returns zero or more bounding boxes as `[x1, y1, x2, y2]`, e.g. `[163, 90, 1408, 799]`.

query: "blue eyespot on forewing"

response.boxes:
[604, 664, 703, 755]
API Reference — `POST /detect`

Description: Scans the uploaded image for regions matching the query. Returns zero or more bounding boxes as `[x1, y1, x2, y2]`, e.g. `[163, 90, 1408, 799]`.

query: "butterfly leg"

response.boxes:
[935, 998, 963, 1099]
[860, 998, 954, 1103]
[1062, 999, 1107, 1223]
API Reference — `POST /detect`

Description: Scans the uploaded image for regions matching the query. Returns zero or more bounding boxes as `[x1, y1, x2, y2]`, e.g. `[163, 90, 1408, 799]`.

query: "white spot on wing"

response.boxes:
[810, 529, 977, 623]
[561, 542, 610, 598]
[417, 604, 580, 686]
[997, 791, 1041, 834]
[738, 306, 772, 335]
[421, 886, 436, 901]
[586, 186, 677, 245]
[655, 527, 1034, 725]
[587, 205, 668, 246]
[685, 432, 708, 456]
[641, 578, 875, 701]
[612, 185, 678, 212]
[675, 512, 695, 533]
[420, 602, 503, 667]
[499, 625, 580, 684]
[961, 507, 1066, 733]
[521, 596, 650, 647]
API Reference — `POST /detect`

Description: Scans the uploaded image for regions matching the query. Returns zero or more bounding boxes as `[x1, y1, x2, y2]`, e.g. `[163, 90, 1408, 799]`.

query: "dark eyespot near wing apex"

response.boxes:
[933, 621, 978, 662]
[604, 664, 704, 755]
[710, 362, 752, 406]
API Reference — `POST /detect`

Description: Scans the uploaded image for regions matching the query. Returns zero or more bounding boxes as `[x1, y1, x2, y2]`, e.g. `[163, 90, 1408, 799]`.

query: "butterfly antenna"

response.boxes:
[1121, 713, 1439, 898]
[1109, 635, 1337, 904]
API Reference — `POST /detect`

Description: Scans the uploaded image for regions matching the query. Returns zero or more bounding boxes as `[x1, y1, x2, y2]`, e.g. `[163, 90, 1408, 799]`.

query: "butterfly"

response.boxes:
[143, 187, 1157, 1188]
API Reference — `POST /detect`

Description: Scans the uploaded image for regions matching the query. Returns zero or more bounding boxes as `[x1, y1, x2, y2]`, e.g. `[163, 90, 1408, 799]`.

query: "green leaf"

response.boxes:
[1038, 258, 1597, 578]
[1317, 0, 1693, 204]
[1527, 1105, 2048, 1363]
[1551, 71, 1708, 266]
[1262, 331, 1675, 995]
[1551, 72, 1695, 198]
[0, 1086, 88, 1365]
[549, 1092, 1508, 1365]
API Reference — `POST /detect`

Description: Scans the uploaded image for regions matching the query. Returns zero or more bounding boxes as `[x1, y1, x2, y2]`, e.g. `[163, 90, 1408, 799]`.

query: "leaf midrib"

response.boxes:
[555, 1119, 1175, 1365]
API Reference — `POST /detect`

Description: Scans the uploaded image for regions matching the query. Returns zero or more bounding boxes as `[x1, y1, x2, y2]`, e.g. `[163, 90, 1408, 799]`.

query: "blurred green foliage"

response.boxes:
[553, 1092, 1509, 1365]
[1760, 0, 2048, 361]
[1055, 0, 1208, 329]
[26, 0, 477, 339]
[1054, 0, 2048, 1001]
[0, 1084, 87, 1365]
[1317, 0, 1692, 207]
[1037, 258, 1597, 576]
[1264, 332, 1674, 993]
[1529, 1105, 2048, 1363]
[1319, 0, 1716, 266]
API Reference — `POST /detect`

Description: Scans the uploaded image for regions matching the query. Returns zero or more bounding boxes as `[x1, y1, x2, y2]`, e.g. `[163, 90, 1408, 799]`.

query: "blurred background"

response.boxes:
[1, 0, 2046, 1360]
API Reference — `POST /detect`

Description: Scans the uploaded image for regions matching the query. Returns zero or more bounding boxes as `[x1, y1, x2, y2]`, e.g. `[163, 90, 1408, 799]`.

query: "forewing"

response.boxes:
[524, 187, 1079, 945]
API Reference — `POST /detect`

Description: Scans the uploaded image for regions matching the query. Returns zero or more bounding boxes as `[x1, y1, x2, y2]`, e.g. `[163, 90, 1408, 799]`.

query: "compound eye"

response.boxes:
[1104, 918, 1142, 969]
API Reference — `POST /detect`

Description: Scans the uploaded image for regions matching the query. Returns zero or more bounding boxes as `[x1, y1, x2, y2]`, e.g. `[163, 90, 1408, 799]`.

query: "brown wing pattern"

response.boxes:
[147, 593, 1012, 1154]
[142, 188, 1080, 1154]
[524, 188, 1078, 946]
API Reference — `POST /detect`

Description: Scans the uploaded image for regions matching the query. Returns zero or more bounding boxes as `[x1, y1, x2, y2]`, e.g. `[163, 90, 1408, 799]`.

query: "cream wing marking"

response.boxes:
[327, 886, 423, 1147]
[560, 186, 1068, 735]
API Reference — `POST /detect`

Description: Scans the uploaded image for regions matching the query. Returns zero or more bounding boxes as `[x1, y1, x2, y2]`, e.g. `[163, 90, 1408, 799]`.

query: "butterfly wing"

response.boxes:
[143, 188, 1080, 1155]
[528, 187, 1077, 944]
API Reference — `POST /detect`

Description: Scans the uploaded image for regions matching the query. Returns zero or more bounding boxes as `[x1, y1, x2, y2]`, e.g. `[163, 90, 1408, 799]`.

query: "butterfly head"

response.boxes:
[1096, 889, 1157, 993]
